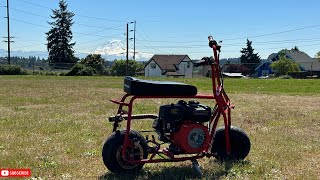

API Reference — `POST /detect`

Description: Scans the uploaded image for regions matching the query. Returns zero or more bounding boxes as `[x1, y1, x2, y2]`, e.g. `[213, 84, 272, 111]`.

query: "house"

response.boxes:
[254, 59, 273, 77]
[268, 50, 320, 72]
[144, 55, 193, 78]
[197, 59, 270, 78]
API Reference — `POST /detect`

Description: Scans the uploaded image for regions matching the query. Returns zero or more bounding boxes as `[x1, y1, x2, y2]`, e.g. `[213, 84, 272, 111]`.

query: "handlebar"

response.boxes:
[194, 35, 221, 67]
[194, 57, 212, 67]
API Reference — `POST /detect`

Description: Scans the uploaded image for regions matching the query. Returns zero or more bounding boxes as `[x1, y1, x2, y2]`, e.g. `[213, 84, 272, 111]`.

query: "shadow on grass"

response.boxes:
[98, 160, 250, 180]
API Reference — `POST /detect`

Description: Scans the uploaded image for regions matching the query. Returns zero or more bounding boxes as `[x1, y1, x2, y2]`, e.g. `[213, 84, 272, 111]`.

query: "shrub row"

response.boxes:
[0, 65, 27, 75]
[65, 63, 110, 76]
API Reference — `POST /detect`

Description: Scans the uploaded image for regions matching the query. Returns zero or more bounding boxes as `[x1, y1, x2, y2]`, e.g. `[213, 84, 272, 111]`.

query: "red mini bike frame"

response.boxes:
[110, 41, 233, 164]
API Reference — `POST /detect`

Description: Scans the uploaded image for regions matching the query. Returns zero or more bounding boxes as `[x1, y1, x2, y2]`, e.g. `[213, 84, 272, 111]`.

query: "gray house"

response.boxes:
[268, 50, 320, 72]
[144, 55, 193, 78]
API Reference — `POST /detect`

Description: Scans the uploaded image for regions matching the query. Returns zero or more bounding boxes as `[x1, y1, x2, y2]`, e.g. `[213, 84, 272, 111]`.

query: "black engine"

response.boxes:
[153, 100, 211, 143]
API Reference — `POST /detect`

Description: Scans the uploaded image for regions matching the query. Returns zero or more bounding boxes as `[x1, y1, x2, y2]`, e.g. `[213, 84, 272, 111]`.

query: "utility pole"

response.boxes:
[133, 21, 136, 61]
[5, 0, 11, 64]
[2, 0, 15, 65]
[126, 23, 129, 76]
[129, 21, 136, 61]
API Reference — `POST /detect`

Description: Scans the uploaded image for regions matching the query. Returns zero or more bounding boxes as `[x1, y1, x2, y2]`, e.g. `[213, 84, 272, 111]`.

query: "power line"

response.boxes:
[20, 0, 127, 23]
[10, 7, 124, 31]
[75, 33, 124, 46]
[223, 24, 320, 41]
[20, 0, 51, 10]
[10, 7, 50, 18]
[137, 29, 182, 54]
[10, 18, 49, 28]
[134, 24, 320, 47]
[10, 17, 124, 39]
[77, 14, 126, 23]
[136, 37, 320, 46]
[74, 23, 123, 31]
[134, 37, 320, 50]
[12, 43, 45, 49]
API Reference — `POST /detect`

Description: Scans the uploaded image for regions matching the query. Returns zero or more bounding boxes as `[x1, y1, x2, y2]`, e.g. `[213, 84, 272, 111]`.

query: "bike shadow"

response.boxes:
[98, 160, 250, 180]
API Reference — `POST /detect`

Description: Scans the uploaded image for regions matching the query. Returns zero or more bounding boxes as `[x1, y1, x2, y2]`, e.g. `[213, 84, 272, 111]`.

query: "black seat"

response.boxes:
[124, 76, 197, 96]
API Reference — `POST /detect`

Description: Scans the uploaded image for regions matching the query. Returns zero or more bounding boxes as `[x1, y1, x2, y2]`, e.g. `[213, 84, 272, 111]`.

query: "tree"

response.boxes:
[46, 0, 76, 65]
[80, 54, 105, 73]
[316, 51, 320, 58]
[111, 60, 144, 76]
[291, 46, 299, 51]
[66, 54, 110, 76]
[240, 39, 261, 75]
[270, 53, 300, 76]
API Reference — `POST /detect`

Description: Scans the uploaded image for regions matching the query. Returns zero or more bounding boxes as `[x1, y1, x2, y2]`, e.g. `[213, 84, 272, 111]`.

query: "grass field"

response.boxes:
[0, 76, 319, 179]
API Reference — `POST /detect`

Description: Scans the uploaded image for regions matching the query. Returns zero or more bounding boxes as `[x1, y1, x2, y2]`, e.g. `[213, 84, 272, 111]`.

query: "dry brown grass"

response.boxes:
[0, 76, 319, 179]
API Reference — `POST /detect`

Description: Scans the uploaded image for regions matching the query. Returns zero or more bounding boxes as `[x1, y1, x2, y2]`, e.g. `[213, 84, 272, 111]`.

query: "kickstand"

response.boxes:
[191, 159, 203, 178]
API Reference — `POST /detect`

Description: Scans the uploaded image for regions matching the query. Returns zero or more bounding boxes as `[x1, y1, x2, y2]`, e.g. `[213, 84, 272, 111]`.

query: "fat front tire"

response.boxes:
[102, 130, 148, 174]
[212, 126, 250, 161]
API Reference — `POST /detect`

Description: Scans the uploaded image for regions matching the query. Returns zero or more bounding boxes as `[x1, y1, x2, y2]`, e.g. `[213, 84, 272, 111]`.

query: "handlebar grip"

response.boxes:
[209, 40, 218, 48]
[194, 59, 207, 67]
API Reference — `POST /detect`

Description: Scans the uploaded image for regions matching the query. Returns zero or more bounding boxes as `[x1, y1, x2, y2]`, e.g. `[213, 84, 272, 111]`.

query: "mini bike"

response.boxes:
[102, 36, 251, 174]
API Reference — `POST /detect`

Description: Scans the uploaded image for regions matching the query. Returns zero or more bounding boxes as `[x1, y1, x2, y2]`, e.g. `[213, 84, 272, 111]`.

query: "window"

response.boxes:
[262, 70, 269, 76]
[187, 62, 190, 68]
[150, 63, 156, 69]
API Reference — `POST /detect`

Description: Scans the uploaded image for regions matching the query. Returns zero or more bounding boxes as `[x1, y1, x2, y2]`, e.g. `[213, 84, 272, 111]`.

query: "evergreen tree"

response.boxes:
[46, 0, 76, 65]
[291, 46, 299, 51]
[240, 39, 261, 75]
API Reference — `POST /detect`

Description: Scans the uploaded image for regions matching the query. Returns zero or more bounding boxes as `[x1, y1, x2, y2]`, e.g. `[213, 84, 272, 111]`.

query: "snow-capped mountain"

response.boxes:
[94, 40, 126, 56]
[93, 40, 153, 61]
[0, 39, 153, 61]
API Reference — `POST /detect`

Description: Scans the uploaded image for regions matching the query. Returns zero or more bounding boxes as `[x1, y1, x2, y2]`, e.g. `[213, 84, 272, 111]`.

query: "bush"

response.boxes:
[270, 54, 300, 76]
[66, 64, 96, 76]
[80, 54, 105, 74]
[0, 65, 27, 75]
[111, 59, 144, 76]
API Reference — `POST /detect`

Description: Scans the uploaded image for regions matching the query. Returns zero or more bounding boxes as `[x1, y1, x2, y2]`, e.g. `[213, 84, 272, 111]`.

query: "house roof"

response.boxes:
[267, 53, 277, 61]
[146, 55, 190, 71]
[255, 59, 273, 71]
[268, 50, 320, 71]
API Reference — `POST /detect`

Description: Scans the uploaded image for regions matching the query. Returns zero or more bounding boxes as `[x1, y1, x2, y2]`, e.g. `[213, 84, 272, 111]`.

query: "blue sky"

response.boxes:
[0, 0, 319, 60]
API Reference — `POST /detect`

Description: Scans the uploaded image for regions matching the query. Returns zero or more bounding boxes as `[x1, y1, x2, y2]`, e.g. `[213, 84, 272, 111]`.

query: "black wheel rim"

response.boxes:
[115, 144, 144, 170]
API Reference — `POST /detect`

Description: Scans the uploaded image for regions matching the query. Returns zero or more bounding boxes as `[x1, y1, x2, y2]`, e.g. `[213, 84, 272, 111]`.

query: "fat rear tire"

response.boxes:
[212, 126, 250, 161]
[102, 130, 148, 174]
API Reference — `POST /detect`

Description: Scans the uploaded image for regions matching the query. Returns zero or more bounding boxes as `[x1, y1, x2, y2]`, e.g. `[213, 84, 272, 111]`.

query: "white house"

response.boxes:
[144, 55, 193, 78]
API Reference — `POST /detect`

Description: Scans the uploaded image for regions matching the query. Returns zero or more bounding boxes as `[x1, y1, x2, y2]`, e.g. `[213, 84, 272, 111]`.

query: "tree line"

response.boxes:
[0, 56, 48, 69]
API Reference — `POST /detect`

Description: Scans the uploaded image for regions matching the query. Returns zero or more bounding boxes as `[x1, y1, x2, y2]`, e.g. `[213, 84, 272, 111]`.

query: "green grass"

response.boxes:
[0, 75, 319, 179]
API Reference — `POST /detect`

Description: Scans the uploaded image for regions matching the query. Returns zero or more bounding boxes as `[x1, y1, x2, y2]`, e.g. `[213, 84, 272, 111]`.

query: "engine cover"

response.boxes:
[171, 123, 210, 153]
